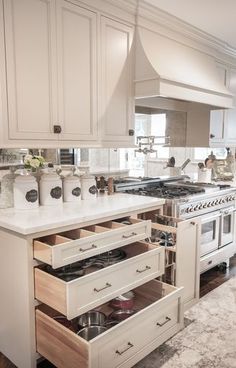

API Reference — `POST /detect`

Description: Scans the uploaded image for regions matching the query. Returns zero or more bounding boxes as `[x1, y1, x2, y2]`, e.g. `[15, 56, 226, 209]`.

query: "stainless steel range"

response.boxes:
[115, 177, 236, 266]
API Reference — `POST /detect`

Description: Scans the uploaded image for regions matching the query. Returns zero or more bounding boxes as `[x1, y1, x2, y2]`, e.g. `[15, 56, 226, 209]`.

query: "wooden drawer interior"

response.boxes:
[36, 234, 72, 246]
[83, 225, 111, 233]
[36, 279, 177, 341]
[59, 229, 96, 240]
[97, 220, 126, 229]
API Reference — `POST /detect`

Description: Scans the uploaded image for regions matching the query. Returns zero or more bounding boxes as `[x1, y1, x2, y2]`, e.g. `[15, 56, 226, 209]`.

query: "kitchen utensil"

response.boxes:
[180, 158, 191, 171]
[108, 309, 136, 322]
[165, 156, 175, 168]
[78, 311, 107, 328]
[198, 162, 205, 170]
[109, 291, 135, 310]
[77, 326, 107, 341]
[169, 156, 175, 167]
[45, 262, 85, 282]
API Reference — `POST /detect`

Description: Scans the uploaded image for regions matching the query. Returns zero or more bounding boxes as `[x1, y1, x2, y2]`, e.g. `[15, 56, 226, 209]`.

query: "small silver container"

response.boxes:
[77, 326, 107, 341]
[78, 311, 106, 328]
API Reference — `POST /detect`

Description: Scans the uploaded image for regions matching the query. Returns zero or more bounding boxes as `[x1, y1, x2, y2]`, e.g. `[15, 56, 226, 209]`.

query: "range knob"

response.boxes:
[203, 203, 208, 208]
[207, 202, 212, 207]
[215, 199, 219, 205]
[194, 205, 200, 210]
[198, 204, 203, 209]
[187, 206, 194, 213]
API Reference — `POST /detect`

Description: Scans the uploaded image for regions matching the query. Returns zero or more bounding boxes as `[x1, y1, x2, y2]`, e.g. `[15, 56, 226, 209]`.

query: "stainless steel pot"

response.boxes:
[77, 326, 107, 341]
[108, 309, 136, 322]
[78, 310, 107, 328]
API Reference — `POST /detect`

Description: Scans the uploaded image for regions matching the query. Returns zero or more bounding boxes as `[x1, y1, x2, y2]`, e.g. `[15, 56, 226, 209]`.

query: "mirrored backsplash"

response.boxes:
[0, 147, 234, 180]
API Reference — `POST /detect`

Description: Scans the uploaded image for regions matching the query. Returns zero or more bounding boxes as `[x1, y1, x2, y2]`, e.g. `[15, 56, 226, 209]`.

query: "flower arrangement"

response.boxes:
[24, 154, 45, 171]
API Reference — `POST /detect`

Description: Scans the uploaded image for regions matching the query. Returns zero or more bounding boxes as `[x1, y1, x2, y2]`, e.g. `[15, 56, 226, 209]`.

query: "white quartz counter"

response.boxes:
[0, 193, 165, 235]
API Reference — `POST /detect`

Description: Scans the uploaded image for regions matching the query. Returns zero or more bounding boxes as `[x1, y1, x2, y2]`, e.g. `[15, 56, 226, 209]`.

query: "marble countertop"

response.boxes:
[0, 193, 165, 235]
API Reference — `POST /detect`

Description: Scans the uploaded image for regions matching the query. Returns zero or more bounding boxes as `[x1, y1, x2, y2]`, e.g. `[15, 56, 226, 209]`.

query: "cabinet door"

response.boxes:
[176, 219, 200, 309]
[56, 1, 97, 141]
[100, 16, 134, 143]
[3, 0, 58, 140]
[225, 68, 236, 145]
[209, 63, 226, 146]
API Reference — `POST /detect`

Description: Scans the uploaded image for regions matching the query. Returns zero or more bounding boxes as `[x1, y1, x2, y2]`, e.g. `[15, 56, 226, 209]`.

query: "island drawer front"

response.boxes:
[36, 280, 183, 368]
[33, 218, 152, 269]
[34, 242, 165, 319]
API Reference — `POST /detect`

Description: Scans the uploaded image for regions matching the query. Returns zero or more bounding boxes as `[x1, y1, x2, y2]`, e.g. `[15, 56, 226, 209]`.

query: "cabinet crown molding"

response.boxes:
[102, 0, 236, 62]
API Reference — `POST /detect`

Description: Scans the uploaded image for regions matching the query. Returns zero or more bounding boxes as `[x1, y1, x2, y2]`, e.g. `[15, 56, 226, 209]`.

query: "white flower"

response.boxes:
[29, 158, 41, 168]
[24, 154, 33, 165]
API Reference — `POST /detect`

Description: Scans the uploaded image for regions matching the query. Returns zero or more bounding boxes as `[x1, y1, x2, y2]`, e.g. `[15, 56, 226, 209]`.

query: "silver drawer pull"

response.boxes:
[94, 282, 112, 292]
[122, 232, 137, 239]
[136, 265, 151, 273]
[79, 244, 97, 252]
[156, 316, 171, 327]
[116, 342, 134, 356]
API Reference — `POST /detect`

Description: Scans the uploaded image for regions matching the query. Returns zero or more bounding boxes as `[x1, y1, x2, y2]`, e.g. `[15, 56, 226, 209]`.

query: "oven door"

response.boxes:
[219, 207, 235, 248]
[200, 211, 221, 257]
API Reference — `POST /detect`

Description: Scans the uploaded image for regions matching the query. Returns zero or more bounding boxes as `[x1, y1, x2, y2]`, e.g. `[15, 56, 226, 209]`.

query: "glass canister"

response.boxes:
[0, 167, 17, 208]
[40, 171, 63, 206]
[63, 174, 81, 202]
[13, 174, 39, 210]
[81, 172, 97, 200]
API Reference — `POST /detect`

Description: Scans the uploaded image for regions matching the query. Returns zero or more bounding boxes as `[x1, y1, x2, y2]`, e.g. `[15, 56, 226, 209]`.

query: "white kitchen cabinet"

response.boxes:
[209, 63, 227, 147]
[100, 16, 134, 144]
[0, 0, 135, 147]
[3, 0, 58, 141]
[225, 67, 236, 146]
[56, 0, 98, 141]
[144, 211, 200, 310]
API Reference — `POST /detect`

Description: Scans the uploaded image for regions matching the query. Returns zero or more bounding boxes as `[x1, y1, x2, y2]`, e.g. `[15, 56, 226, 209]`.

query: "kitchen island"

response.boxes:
[0, 194, 184, 368]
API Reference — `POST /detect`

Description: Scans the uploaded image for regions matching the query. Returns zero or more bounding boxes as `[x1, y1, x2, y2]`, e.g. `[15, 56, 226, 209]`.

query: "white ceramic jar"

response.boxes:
[63, 175, 81, 202]
[13, 174, 39, 210]
[81, 174, 97, 200]
[40, 172, 63, 206]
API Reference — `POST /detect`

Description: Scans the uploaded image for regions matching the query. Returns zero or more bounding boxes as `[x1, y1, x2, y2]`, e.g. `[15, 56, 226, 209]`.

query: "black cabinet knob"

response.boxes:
[210, 133, 215, 139]
[53, 125, 62, 134]
[129, 129, 134, 136]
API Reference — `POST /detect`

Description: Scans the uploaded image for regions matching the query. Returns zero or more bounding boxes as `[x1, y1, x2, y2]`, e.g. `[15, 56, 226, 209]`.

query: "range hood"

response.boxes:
[135, 27, 234, 109]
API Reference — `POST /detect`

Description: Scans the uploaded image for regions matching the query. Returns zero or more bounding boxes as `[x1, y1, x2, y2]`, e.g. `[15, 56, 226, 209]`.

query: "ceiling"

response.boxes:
[145, 0, 236, 49]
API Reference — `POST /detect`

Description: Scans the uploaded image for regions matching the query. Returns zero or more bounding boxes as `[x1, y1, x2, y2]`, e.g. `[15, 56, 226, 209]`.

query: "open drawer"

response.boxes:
[34, 241, 165, 319]
[36, 280, 184, 368]
[33, 218, 151, 269]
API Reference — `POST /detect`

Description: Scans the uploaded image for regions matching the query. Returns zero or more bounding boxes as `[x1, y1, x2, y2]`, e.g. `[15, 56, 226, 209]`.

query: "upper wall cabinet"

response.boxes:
[3, 0, 58, 141]
[56, 0, 97, 141]
[225, 68, 236, 146]
[0, 0, 135, 147]
[100, 16, 134, 145]
[209, 63, 227, 147]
